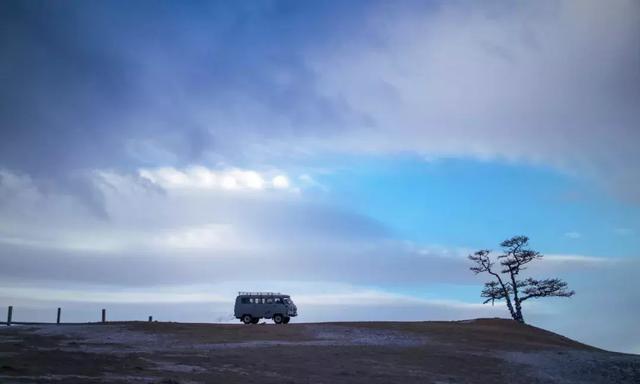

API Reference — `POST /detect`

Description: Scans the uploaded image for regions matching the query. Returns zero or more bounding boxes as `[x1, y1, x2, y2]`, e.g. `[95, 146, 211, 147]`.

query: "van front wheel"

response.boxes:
[273, 314, 284, 324]
[241, 315, 253, 324]
[283, 316, 290, 324]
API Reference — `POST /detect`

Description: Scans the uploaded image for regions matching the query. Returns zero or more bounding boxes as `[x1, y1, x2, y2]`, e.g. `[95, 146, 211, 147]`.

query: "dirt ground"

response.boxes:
[1, 318, 638, 383]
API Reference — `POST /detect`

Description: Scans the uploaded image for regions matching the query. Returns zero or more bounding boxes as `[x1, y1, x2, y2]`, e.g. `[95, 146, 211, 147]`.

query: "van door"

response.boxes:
[273, 297, 285, 315]
[260, 297, 270, 318]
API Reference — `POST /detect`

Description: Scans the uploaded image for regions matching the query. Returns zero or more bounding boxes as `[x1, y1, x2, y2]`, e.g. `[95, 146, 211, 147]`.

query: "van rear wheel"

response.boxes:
[283, 316, 290, 324]
[241, 315, 253, 324]
[273, 314, 284, 324]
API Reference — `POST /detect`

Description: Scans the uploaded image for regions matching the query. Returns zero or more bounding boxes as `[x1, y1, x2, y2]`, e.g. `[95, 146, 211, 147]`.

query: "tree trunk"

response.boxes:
[504, 296, 518, 321]
[496, 282, 518, 321]
[508, 268, 525, 324]
[514, 299, 525, 323]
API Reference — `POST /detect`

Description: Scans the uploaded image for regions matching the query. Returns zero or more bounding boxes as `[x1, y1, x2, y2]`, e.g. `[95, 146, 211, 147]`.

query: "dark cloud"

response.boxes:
[2, 1, 639, 202]
[0, 1, 364, 177]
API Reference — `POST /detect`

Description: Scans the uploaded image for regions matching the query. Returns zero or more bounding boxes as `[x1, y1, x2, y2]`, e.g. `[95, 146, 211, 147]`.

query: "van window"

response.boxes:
[266, 298, 273, 304]
[274, 297, 282, 303]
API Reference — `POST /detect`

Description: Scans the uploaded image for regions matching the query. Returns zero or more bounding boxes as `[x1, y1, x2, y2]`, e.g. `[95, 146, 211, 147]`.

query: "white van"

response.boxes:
[234, 292, 298, 324]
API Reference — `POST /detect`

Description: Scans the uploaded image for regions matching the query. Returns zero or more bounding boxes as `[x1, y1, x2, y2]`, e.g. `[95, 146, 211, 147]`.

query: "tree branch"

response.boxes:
[469, 249, 517, 318]
[497, 236, 540, 275]
[520, 278, 575, 301]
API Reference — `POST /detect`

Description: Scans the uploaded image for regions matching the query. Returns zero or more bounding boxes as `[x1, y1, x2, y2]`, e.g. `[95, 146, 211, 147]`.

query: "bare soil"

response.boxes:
[1, 318, 638, 383]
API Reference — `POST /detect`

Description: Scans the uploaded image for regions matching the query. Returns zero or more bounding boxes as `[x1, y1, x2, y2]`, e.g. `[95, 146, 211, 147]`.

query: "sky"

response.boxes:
[1, 0, 639, 353]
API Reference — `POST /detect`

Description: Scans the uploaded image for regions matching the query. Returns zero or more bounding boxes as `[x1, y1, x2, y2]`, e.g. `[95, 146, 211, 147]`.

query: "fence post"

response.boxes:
[148, 316, 153, 322]
[56, 307, 61, 324]
[101, 309, 106, 323]
[6, 306, 12, 326]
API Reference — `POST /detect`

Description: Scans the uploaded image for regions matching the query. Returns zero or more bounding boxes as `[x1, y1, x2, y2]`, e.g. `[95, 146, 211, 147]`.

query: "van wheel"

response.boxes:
[251, 318, 260, 324]
[273, 314, 284, 324]
[242, 315, 253, 324]
[283, 316, 290, 324]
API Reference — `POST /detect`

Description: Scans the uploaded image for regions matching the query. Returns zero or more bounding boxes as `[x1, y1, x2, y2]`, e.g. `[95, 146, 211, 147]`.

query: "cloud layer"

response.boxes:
[1, 1, 639, 199]
[1, 167, 639, 352]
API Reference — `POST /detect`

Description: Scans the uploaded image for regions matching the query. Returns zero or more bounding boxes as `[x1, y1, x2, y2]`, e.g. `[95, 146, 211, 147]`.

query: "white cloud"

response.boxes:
[272, 174, 290, 189]
[221, 174, 238, 189]
[544, 254, 611, 264]
[0, 168, 382, 256]
[138, 166, 295, 192]
[157, 224, 237, 250]
[298, 173, 328, 191]
[564, 231, 582, 239]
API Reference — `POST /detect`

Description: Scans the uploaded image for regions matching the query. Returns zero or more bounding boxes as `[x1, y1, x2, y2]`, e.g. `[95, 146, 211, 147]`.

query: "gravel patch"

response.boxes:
[310, 324, 427, 346]
[25, 324, 180, 354]
[11, 323, 427, 353]
[0, 373, 160, 383]
[501, 350, 640, 384]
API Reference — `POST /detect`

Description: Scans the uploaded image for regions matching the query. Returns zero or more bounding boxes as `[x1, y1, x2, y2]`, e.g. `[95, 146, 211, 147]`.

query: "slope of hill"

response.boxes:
[1, 318, 638, 383]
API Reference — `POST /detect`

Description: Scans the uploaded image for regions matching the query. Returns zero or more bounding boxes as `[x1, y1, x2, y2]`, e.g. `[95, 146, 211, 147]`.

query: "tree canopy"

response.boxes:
[469, 235, 574, 323]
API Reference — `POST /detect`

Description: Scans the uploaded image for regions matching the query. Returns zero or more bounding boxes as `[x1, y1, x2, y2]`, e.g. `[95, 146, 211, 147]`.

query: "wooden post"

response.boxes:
[6, 306, 12, 326]
[56, 307, 61, 324]
[148, 316, 152, 322]
[101, 308, 106, 323]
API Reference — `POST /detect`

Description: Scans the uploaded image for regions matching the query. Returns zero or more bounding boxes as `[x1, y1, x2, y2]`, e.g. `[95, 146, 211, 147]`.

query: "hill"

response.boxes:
[1, 318, 638, 383]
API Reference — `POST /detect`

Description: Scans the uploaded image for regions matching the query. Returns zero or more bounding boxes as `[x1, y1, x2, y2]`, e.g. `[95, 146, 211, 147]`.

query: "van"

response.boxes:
[234, 292, 298, 324]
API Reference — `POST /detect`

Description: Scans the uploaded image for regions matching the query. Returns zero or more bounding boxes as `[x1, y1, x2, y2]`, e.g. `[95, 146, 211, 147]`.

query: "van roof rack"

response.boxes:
[238, 291, 283, 296]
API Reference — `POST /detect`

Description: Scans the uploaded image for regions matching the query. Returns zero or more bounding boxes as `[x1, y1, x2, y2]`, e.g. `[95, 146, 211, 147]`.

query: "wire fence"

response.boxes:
[3, 305, 155, 326]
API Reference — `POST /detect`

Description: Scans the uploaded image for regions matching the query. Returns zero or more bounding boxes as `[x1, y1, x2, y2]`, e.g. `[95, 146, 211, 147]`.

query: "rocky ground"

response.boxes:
[1, 318, 638, 383]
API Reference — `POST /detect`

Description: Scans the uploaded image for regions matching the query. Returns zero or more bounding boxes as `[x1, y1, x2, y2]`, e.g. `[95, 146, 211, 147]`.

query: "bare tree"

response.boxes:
[469, 235, 574, 323]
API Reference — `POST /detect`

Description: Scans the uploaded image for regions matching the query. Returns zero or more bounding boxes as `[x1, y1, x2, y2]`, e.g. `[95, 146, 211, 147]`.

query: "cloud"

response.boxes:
[0, 281, 486, 309]
[272, 174, 290, 189]
[157, 224, 237, 250]
[1, 1, 638, 200]
[0, 167, 390, 258]
[138, 166, 295, 192]
[306, 0, 640, 199]
[0, 282, 506, 325]
[1, 169, 639, 352]
[544, 254, 611, 264]
[0, 170, 629, 291]
[563, 231, 582, 239]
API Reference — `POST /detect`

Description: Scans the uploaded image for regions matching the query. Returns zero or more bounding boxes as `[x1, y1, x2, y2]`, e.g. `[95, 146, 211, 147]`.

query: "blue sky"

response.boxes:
[1, 0, 639, 353]
[318, 156, 640, 257]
